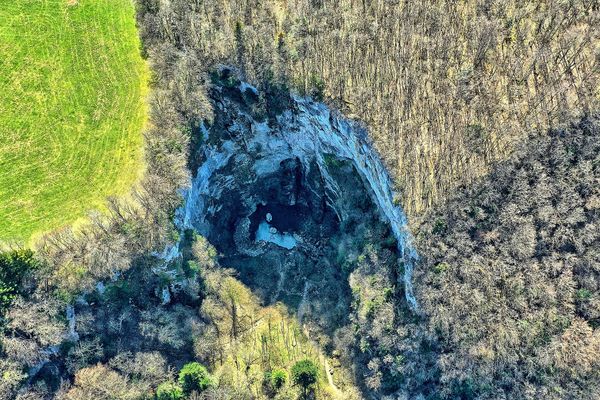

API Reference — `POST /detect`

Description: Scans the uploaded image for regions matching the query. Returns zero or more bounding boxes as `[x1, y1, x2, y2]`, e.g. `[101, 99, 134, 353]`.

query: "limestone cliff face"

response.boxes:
[174, 74, 419, 310]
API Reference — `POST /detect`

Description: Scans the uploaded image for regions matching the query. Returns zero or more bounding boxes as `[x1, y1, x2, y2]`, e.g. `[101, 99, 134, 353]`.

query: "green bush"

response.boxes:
[178, 362, 213, 395]
[184, 260, 201, 278]
[434, 262, 450, 274]
[383, 287, 394, 301]
[365, 298, 384, 317]
[156, 381, 183, 400]
[263, 369, 288, 395]
[270, 369, 287, 389]
[0, 249, 38, 314]
[291, 359, 319, 396]
[309, 74, 325, 101]
[432, 218, 447, 235]
[576, 288, 592, 301]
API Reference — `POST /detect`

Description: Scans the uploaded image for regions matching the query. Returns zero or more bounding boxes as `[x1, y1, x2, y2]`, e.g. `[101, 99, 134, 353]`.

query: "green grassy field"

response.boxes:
[0, 0, 147, 243]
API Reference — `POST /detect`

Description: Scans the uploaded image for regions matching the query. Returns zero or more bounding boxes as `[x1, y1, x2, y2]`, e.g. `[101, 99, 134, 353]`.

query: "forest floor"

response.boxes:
[0, 0, 147, 244]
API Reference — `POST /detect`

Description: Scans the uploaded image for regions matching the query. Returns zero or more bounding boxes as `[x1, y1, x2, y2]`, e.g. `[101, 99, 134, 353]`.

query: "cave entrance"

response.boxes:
[188, 82, 402, 344]
[248, 202, 309, 243]
[199, 151, 397, 334]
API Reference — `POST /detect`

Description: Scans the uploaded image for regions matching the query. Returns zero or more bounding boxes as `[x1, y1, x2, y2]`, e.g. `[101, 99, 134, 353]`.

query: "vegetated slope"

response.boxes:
[0, 0, 147, 242]
[414, 116, 600, 399]
[136, 0, 599, 216]
[0, 230, 354, 399]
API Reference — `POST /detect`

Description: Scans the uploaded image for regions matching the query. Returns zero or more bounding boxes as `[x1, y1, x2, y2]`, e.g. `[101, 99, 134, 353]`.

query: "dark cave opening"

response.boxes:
[248, 202, 311, 241]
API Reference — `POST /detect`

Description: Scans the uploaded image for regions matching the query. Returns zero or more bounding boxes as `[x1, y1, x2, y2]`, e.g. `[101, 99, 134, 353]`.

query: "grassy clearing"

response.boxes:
[0, 0, 147, 243]
[210, 301, 354, 399]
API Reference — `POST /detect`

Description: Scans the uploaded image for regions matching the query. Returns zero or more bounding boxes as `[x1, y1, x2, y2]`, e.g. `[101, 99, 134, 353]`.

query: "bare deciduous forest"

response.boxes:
[137, 0, 599, 215]
[415, 116, 600, 399]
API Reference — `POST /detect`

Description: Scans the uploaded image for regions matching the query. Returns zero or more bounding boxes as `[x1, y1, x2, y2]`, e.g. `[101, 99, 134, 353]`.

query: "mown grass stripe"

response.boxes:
[0, 0, 148, 243]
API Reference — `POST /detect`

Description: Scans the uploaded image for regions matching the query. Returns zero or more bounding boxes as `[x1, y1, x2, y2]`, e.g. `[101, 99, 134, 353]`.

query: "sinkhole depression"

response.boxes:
[174, 69, 418, 334]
